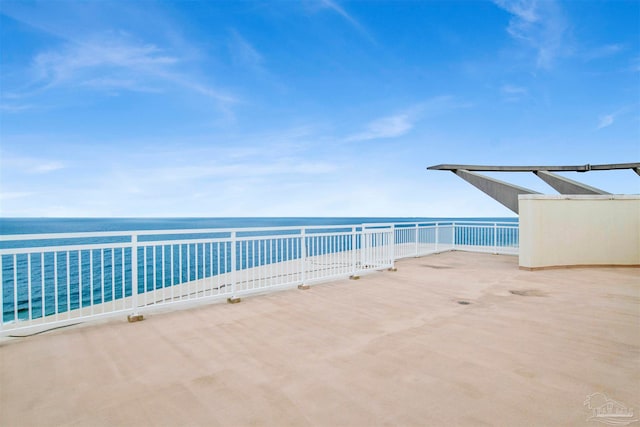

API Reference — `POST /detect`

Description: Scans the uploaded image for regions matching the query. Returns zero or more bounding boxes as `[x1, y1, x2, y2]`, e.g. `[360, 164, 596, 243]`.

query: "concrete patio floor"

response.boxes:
[1, 251, 638, 426]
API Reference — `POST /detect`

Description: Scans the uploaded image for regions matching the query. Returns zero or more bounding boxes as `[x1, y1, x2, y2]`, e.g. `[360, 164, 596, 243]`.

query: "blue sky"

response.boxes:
[1, 0, 638, 218]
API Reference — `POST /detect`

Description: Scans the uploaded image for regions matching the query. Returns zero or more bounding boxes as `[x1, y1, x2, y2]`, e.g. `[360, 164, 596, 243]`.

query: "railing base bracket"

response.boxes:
[349, 275, 360, 280]
[227, 297, 241, 304]
[297, 284, 310, 290]
[127, 314, 144, 323]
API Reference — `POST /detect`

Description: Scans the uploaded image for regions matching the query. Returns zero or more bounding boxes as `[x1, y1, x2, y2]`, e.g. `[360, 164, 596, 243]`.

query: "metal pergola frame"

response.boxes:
[427, 162, 640, 214]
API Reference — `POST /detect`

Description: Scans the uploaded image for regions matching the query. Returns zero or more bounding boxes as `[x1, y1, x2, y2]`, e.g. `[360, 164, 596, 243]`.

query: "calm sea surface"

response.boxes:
[0, 217, 517, 235]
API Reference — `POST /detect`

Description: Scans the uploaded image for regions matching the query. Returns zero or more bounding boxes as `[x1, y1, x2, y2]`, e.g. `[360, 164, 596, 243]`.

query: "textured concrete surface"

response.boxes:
[1, 251, 638, 426]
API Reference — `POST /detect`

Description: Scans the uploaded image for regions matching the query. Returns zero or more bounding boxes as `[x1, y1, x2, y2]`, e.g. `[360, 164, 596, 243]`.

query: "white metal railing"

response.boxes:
[0, 221, 518, 335]
[452, 222, 519, 255]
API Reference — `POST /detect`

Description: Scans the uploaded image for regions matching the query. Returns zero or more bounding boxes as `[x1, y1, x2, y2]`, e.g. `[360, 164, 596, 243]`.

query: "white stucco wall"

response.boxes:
[519, 195, 640, 269]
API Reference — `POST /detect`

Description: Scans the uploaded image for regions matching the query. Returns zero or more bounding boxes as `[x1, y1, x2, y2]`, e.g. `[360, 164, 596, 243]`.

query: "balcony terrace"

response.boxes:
[1, 250, 638, 426]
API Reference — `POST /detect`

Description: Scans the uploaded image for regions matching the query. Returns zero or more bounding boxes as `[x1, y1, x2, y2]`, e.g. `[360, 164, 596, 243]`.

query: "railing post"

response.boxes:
[390, 225, 396, 269]
[451, 222, 456, 250]
[493, 223, 498, 254]
[230, 231, 237, 297]
[435, 222, 439, 252]
[351, 226, 357, 276]
[131, 233, 139, 314]
[300, 228, 306, 285]
[361, 228, 367, 269]
[414, 224, 419, 257]
[0, 256, 3, 333]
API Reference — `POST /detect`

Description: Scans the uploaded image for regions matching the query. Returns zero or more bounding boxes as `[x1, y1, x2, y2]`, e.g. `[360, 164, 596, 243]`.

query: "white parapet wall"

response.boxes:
[518, 195, 640, 269]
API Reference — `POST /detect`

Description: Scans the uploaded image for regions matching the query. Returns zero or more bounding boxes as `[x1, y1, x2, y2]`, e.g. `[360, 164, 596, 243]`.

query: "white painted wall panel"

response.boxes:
[519, 195, 640, 268]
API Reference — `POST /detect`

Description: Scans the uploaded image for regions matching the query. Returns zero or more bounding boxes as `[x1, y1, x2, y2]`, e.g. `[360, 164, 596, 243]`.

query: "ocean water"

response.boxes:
[0, 217, 517, 235]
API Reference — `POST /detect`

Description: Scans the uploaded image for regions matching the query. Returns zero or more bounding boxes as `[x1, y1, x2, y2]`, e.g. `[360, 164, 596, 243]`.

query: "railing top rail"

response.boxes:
[453, 221, 518, 227]
[361, 223, 396, 228]
[0, 241, 133, 256]
[0, 230, 139, 241]
[361, 221, 501, 227]
[0, 224, 359, 242]
[453, 221, 519, 226]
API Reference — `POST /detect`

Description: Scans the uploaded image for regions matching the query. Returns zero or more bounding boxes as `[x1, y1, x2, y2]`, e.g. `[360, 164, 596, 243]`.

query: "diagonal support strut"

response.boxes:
[452, 170, 539, 214]
[533, 171, 610, 195]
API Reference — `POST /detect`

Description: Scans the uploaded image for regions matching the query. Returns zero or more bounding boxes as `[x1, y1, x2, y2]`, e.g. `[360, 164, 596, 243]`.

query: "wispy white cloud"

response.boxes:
[582, 44, 625, 61]
[0, 128, 343, 216]
[78, 77, 162, 93]
[418, 95, 473, 115]
[31, 35, 177, 87]
[6, 32, 237, 106]
[500, 84, 528, 102]
[346, 113, 415, 142]
[494, 0, 568, 69]
[158, 73, 237, 104]
[0, 104, 36, 113]
[92, 128, 336, 190]
[596, 114, 614, 129]
[595, 106, 633, 130]
[345, 96, 469, 143]
[501, 84, 527, 95]
[29, 161, 65, 174]
[495, 0, 538, 23]
[83, 150, 338, 216]
[140, 160, 337, 183]
[0, 153, 65, 174]
[319, 0, 375, 43]
[228, 30, 264, 72]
